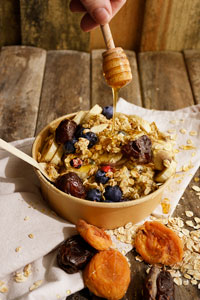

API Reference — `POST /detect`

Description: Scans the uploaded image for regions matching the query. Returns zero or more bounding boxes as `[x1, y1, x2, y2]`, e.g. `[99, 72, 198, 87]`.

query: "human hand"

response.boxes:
[69, 0, 126, 32]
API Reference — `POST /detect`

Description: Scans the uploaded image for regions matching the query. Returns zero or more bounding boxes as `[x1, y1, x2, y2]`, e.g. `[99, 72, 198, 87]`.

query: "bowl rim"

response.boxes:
[32, 112, 173, 209]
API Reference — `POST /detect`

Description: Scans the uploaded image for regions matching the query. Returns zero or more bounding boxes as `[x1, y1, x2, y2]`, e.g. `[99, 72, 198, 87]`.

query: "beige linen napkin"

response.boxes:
[0, 99, 200, 300]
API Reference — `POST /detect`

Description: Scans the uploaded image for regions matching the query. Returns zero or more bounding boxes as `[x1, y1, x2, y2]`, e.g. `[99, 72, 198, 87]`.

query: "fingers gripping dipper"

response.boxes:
[101, 24, 132, 89]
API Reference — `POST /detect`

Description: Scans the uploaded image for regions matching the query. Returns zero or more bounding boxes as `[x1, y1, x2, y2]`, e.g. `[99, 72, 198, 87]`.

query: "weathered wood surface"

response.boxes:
[0, 46, 199, 299]
[141, 0, 200, 52]
[90, 0, 145, 51]
[35, 50, 90, 135]
[184, 50, 200, 105]
[20, 0, 89, 51]
[0, 0, 21, 48]
[0, 46, 46, 142]
[91, 50, 142, 108]
[138, 51, 194, 110]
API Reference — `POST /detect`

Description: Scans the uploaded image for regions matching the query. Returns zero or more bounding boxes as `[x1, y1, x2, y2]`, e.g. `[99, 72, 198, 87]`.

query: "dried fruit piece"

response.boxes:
[55, 119, 77, 144]
[55, 172, 86, 198]
[57, 235, 96, 274]
[83, 249, 130, 300]
[76, 219, 112, 250]
[143, 266, 174, 300]
[135, 221, 183, 265]
[122, 135, 152, 164]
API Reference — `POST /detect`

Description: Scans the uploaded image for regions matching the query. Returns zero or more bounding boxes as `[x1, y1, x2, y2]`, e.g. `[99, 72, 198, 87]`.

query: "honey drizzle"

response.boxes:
[112, 87, 119, 133]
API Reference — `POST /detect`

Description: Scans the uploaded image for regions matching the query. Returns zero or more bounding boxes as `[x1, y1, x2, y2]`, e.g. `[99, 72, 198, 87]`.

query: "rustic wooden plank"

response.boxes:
[91, 49, 142, 108]
[0, 0, 21, 48]
[35, 50, 90, 134]
[0, 46, 46, 142]
[138, 51, 195, 110]
[141, 0, 200, 51]
[90, 0, 145, 51]
[20, 0, 89, 51]
[184, 50, 200, 105]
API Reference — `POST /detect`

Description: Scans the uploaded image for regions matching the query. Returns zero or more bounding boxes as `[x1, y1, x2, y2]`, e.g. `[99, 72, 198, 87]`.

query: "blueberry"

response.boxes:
[102, 106, 113, 120]
[86, 189, 102, 202]
[95, 170, 109, 184]
[75, 125, 87, 138]
[64, 138, 77, 154]
[104, 185, 122, 202]
[84, 132, 98, 148]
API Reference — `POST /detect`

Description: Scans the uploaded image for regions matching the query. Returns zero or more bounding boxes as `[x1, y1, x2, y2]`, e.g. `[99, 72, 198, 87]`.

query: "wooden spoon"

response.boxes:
[0, 138, 52, 182]
[101, 24, 132, 89]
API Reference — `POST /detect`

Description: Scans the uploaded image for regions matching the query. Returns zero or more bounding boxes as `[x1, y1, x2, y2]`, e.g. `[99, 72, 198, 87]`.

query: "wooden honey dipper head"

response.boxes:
[102, 47, 132, 89]
[101, 24, 132, 89]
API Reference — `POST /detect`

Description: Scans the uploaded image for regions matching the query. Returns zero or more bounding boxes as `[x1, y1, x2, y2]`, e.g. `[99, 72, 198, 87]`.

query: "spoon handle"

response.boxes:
[100, 23, 115, 49]
[0, 138, 39, 169]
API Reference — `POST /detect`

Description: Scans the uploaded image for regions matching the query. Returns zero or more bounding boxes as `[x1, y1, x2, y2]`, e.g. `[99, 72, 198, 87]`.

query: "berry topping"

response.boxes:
[95, 170, 109, 184]
[64, 138, 77, 154]
[70, 158, 83, 169]
[101, 165, 112, 173]
[75, 125, 87, 139]
[104, 185, 122, 202]
[102, 106, 113, 119]
[86, 189, 102, 202]
[84, 132, 98, 148]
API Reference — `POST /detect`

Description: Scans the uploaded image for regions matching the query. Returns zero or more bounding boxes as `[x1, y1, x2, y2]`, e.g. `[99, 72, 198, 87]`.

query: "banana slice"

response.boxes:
[153, 150, 173, 171]
[67, 164, 97, 180]
[154, 160, 176, 183]
[83, 104, 102, 122]
[40, 137, 59, 162]
[90, 124, 108, 134]
[73, 111, 87, 125]
[97, 152, 122, 165]
[50, 144, 64, 165]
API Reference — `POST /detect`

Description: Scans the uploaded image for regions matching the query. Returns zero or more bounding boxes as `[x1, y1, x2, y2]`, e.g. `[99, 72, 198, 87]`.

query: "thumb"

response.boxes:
[80, 0, 112, 24]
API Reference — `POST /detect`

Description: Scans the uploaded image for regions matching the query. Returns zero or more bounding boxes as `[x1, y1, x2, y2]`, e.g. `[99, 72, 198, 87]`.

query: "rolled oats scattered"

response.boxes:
[0, 286, 8, 293]
[191, 279, 198, 285]
[24, 216, 29, 221]
[185, 211, 194, 217]
[179, 128, 186, 134]
[194, 217, 200, 223]
[15, 246, 22, 252]
[29, 280, 43, 291]
[66, 290, 71, 295]
[192, 185, 200, 192]
[28, 234, 34, 239]
[174, 277, 182, 286]
[183, 279, 189, 285]
[189, 131, 197, 136]
[185, 220, 195, 227]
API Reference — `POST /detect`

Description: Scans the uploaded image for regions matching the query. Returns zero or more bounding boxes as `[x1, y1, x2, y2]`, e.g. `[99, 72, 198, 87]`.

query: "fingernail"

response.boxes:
[92, 7, 110, 23]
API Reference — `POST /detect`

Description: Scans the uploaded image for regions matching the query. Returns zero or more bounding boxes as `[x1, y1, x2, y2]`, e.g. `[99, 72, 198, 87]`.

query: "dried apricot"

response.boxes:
[83, 249, 130, 300]
[76, 219, 112, 251]
[135, 221, 183, 265]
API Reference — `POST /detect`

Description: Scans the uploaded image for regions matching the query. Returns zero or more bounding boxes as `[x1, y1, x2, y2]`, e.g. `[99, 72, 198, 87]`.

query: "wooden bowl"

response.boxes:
[32, 113, 172, 229]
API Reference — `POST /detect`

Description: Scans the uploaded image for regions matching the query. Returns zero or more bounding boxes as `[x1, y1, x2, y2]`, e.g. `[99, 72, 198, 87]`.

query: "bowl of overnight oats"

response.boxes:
[32, 104, 176, 229]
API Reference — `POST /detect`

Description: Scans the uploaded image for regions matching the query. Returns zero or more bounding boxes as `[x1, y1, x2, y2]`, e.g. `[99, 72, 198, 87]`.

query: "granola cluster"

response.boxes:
[38, 105, 176, 202]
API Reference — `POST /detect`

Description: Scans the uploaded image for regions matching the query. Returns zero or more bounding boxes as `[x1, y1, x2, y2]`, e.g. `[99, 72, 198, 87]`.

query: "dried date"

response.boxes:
[143, 266, 174, 300]
[55, 172, 86, 198]
[122, 135, 152, 164]
[57, 235, 97, 274]
[55, 119, 77, 144]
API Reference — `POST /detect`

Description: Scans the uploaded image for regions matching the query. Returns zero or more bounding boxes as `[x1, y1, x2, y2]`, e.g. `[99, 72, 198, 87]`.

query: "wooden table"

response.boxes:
[0, 46, 199, 300]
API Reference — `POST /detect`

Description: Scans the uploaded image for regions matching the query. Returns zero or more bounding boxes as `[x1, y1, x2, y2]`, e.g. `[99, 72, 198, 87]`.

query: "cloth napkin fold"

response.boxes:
[0, 99, 200, 300]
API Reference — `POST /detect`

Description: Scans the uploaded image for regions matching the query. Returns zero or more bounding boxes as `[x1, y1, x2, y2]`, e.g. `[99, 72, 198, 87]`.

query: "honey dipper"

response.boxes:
[101, 23, 132, 89]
